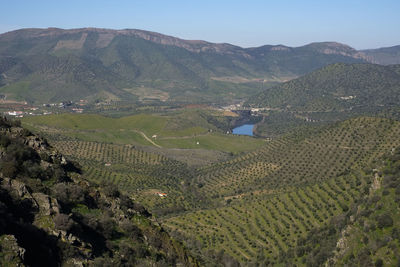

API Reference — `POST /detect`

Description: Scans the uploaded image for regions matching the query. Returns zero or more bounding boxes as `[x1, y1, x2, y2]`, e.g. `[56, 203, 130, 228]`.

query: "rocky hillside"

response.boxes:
[0, 28, 372, 104]
[0, 117, 198, 266]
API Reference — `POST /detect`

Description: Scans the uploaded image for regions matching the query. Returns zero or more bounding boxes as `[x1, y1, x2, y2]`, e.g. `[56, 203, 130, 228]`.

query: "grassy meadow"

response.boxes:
[22, 110, 265, 153]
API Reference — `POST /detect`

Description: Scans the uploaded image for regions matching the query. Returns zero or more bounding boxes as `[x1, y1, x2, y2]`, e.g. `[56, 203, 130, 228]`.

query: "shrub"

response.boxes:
[21, 128, 32, 137]
[359, 209, 372, 218]
[39, 152, 51, 162]
[11, 120, 21, 127]
[119, 194, 134, 210]
[102, 182, 120, 198]
[98, 214, 117, 239]
[6, 143, 39, 164]
[391, 228, 400, 239]
[395, 185, 400, 195]
[81, 213, 99, 230]
[54, 213, 74, 231]
[53, 183, 86, 205]
[1, 160, 18, 178]
[22, 161, 43, 179]
[120, 220, 142, 240]
[53, 165, 69, 182]
[0, 135, 11, 147]
[119, 242, 136, 264]
[63, 160, 82, 174]
[90, 257, 114, 267]
[376, 213, 393, 229]
[375, 258, 383, 267]
[132, 202, 150, 217]
[369, 195, 381, 204]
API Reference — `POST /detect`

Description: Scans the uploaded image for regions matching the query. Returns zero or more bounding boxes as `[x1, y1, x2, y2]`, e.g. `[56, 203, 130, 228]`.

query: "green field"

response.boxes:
[22, 111, 265, 153]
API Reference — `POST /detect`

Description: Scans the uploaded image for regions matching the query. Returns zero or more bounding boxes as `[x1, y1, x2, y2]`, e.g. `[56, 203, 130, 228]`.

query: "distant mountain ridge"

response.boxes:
[362, 45, 400, 65]
[0, 27, 245, 55]
[0, 27, 398, 103]
[2, 27, 396, 60]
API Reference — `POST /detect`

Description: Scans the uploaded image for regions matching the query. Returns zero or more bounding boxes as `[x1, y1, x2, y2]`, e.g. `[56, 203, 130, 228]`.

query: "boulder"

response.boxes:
[1, 178, 31, 199]
[32, 192, 60, 215]
[24, 136, 48, 151]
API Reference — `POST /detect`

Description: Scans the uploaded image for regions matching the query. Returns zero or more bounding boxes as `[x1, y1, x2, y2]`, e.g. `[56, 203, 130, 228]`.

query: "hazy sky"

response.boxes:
[1, 0, 399, 49]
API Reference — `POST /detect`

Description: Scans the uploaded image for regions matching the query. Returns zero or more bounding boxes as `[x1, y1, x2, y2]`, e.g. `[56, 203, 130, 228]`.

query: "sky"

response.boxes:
[1, 0, 399, 49]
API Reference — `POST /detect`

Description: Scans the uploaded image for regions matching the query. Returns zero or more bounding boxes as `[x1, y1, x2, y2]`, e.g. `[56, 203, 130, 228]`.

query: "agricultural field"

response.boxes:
[165, 173, 370, 264]
[163, 117, 400, 263]
[22, 110, 265, 153]
[22, 113, 400, 265]
[51, 140, 206, 215]
[195, 117, 400, 198]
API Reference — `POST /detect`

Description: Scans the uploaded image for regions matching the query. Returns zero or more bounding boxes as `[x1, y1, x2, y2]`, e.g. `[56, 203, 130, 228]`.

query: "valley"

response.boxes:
[1, 26, 400, 266]
[19, 109, 400, 265]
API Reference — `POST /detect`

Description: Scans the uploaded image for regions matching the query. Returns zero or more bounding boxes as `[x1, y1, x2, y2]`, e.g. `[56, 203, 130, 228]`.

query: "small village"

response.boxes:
[1, 99, 88, 118]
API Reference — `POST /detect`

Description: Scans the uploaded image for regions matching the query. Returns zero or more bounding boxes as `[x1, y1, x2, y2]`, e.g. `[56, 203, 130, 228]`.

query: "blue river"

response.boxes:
[232, 124, 254, 136]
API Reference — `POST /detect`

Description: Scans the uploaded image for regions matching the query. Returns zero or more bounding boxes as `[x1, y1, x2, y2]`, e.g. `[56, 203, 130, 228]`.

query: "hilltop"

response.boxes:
[0, 27, 387, 104]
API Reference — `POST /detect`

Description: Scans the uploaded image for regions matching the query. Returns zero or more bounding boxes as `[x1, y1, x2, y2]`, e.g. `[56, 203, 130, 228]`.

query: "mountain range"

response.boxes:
[1, 27, 399, 104]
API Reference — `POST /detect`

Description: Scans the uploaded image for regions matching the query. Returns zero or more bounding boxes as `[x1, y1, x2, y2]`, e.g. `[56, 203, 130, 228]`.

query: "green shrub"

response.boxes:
[1, 160, 18, 178]
[376, 213, 394, 229]
[375, 258, 383, 267]
[0, 135, 11, 147]
[102, 182, 120, 198]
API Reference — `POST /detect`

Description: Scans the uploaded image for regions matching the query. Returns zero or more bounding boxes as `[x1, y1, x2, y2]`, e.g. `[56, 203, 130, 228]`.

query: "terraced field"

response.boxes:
[165, 173, 369, 264]
[54, 141, 164, 165]
[196, 117, 400, 198]
[164, 117, 400, 263]
[52, 140, 204, 214]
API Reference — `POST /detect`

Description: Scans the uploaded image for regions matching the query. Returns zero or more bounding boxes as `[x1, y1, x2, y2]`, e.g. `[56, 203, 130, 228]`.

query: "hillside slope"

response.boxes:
[279, 147, 400, 266]
[165, 117, 400, 264]
[0, 28, 370, 104]
[0, 117, 198, 266]
[247, 63, 400, 112]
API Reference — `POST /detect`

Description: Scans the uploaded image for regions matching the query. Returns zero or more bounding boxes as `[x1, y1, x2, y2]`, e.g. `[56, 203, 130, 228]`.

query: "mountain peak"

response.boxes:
[298, 41, 369, 59]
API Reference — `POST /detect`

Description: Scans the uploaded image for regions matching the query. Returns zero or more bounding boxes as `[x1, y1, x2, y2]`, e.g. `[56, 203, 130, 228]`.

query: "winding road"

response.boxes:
[133, 130, 162, 148]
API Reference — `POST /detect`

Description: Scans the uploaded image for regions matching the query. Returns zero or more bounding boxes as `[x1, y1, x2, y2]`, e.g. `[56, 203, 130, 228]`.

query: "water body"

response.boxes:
[232, 124, 254, 136]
